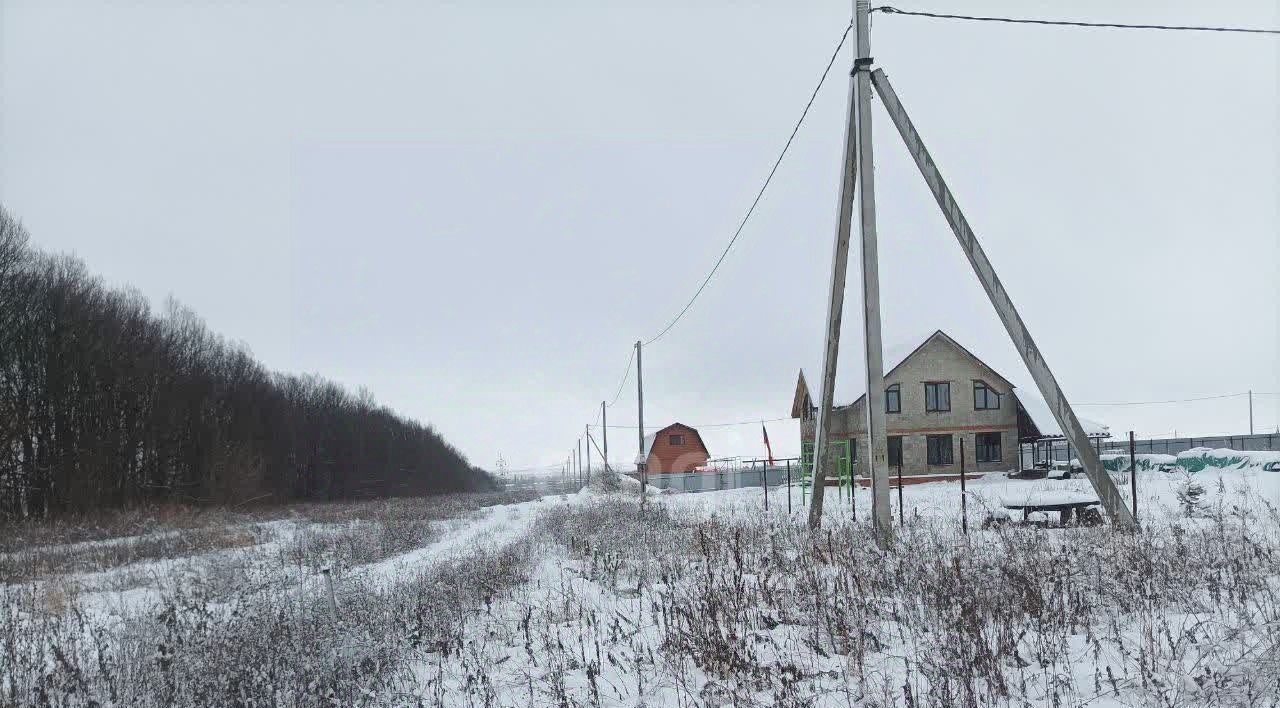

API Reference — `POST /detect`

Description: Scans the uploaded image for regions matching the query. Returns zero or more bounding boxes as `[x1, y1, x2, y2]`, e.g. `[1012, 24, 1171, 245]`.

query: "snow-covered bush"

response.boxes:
[1175, 475, 1207, 517]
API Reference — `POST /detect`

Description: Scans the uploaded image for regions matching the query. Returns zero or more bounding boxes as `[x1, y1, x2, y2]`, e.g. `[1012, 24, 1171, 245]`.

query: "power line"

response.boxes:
[592, 416, 791, 430]
[871, 6, 1280, 35]
[1076, 392, 1253, 407]
[605, 346, 636, 408]
[641, 21, 855, 347]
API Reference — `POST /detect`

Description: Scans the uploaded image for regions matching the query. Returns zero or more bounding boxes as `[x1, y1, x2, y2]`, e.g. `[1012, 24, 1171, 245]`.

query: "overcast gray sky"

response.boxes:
[2, 0, 1277, 472]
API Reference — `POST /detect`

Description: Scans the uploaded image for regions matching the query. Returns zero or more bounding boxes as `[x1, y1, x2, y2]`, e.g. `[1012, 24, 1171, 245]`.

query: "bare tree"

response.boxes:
[0, 204, 493, 520]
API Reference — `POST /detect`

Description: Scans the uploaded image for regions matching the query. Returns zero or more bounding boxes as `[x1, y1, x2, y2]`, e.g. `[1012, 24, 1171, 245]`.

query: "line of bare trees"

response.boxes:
[0, 207, 491, 520]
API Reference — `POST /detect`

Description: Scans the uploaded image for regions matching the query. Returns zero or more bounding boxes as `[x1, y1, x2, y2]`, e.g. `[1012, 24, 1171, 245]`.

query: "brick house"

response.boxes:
[790, 329, 1106, 479]
[636, 423, 710, 473]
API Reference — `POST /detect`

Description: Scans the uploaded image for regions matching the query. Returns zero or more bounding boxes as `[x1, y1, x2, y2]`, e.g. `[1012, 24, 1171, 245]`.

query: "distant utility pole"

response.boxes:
[636, 340, 646, 502]
[601, 401, 609, 471]
[585, 424, 591, 483]
[576, 439, 582, 484]
[1249, 390, 1254, 435]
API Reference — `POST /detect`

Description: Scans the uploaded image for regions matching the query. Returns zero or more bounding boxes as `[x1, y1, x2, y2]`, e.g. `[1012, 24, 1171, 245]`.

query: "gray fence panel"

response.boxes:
[1024, 433, 1278, 468]
[607, 462, 802, 496]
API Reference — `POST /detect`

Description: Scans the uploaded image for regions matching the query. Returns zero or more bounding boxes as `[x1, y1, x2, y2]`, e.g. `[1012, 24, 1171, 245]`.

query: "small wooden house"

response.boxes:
[636, 423, 710, 473]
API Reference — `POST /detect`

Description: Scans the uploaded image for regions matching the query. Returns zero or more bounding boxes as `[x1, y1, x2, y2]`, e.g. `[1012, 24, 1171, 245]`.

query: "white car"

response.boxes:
[1051, 460, 1084, 479]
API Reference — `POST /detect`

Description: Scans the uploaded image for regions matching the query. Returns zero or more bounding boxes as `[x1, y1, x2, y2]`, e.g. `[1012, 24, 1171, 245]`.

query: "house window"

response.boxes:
[925, 382, 951, 412]
[885, 384, 901, 413]
[926, 434, 954, 465]
[976, 432, 1002, 463]
[669, 434, 684, 446]
[974, 382, 1001, 410]
[888, 436, 903, 467]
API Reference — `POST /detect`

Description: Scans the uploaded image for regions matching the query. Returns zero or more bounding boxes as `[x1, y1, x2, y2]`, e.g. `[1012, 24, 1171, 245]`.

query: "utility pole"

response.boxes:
[869, 68, 1136, 528]
[601, 401, 609, 472]
[807, 0, 862, 531]
[636, 340, 646, 501]
[1249, 390, 1254, 435]
[585, 424, 591, 483]
[854, 0, 892, 537]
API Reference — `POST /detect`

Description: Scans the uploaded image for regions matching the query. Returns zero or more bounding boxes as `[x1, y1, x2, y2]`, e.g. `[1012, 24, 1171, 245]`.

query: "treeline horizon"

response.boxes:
[0, 206, 492, 520]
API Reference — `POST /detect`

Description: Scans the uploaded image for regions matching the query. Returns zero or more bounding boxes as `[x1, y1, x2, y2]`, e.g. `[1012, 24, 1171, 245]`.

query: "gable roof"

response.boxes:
[635, 422, 709, 464]
[790, 369, 813, 418]
[788, 328, 1110, 439]
[791, 329, 1013, 415]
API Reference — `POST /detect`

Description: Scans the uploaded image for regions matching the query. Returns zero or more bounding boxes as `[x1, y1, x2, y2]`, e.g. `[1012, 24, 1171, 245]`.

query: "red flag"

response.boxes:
[762, 422, 775, 466]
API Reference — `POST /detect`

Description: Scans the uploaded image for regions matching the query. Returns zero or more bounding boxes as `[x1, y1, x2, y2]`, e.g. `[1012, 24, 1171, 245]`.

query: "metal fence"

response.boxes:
[647, 459, 800, 494]
[1020, 432, 1280, 468]
[1100, 433, 1280, 456]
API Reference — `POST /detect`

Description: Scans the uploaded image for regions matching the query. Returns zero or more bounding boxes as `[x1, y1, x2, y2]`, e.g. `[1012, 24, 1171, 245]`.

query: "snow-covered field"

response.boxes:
[3, 462, 1278, 707]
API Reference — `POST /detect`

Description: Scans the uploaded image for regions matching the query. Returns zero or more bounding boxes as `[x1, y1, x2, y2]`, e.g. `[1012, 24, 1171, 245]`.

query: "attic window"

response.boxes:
[669, 434, 685, 446]
[974, 381, 1001, 410]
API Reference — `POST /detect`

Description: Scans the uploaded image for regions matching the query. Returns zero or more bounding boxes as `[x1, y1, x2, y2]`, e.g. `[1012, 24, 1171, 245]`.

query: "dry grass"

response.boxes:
[514, 497, 1280, 707]
[0, 489, 541, 584]
[0, 525, 262, 583]
[0, 538, 536, 707]
[6, 488, 1276, 707]
[0, 489, 538, 554]
[0, 489, 546, 707]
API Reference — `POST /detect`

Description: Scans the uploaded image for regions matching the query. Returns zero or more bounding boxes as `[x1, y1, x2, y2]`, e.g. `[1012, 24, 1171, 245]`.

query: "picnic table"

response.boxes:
[1001, 491, 1103, 526]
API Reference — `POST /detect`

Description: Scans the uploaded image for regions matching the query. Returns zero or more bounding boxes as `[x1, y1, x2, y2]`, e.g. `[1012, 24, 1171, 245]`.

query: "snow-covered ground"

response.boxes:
[667, 459, 1279, 525]
[4, 462, 1279, 706]
[404, 465, 1280, 706]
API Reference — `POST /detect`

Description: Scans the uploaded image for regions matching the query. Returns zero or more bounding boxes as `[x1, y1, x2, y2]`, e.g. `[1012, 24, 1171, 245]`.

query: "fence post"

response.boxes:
[851, 455, 857, 523]
[762, 460, 769, 511]
[1129, 430, 1138, 522]
[786, 460, 792, 514]
[896, 456, 904, 527]
[959, 437, 968, 535]
[849, 447, 856, 509]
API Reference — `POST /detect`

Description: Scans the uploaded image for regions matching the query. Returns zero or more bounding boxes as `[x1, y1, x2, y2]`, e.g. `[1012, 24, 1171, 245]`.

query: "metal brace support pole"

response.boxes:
[869, 68, 1136, 528]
